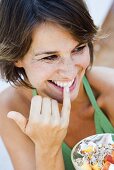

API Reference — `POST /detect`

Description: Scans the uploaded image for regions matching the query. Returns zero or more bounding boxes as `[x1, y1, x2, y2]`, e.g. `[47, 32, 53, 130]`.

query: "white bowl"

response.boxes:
[71, 133, 114, 170]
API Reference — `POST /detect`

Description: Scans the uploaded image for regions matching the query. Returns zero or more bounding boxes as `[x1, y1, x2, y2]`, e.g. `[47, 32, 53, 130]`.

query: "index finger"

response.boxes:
[61, 86, 71, 124]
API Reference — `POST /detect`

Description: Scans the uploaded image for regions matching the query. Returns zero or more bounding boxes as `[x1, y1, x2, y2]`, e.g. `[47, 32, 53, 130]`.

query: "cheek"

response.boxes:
[24, 63, 55, 86]
[73, 50, 90, 69]
[80, 54, 90, 69]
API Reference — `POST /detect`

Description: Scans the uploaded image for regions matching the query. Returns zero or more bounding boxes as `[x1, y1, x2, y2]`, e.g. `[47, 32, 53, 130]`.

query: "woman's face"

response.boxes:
[18, 22, 90, 103]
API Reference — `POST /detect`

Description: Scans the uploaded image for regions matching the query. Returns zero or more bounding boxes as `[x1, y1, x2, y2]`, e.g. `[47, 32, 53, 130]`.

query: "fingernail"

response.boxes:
[7, 112, 15, 119]
[65, 86, 69, 93]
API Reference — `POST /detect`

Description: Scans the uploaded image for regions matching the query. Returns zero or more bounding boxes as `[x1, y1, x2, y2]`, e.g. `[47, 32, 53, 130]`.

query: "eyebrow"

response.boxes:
[34, 51, 58, 56]
[34, 43, 84, 56]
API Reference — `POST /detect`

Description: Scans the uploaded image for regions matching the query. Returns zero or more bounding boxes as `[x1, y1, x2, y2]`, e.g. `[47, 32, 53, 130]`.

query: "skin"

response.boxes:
[0, 22, 114, 169]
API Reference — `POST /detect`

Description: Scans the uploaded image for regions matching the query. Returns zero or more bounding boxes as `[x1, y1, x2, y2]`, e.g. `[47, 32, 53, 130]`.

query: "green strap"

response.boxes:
[62, 143, 71, 155]
[32, 88, 38, 96]
[83, 75, 114, 133]
[62, 143, 75, 170]
[83, 76, 101, 112]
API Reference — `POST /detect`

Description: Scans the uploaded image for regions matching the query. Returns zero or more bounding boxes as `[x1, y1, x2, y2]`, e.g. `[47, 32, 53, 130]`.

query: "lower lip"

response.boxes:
[48, 78, 77, 92]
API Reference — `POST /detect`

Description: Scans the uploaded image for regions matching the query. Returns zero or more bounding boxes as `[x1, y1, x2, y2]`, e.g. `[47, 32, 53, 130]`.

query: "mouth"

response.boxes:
[48, 78, 76, 92]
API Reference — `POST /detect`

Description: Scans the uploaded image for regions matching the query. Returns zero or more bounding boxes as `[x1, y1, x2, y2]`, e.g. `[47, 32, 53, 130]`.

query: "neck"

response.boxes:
[16, 86, 33, 102]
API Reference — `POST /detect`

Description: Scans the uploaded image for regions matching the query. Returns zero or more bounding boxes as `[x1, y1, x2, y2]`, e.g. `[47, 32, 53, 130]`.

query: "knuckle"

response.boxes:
[29, 120, 39, 127]
[61, 123, 68, 129]
[29, 116, 42, 125]
[43, 117, 50, 124]
[52, 99, 57, 104]
[32, 95, 42, 103]
[52, 125, 60, 131]
[52, 121, 60, 128]
[25, 124, 33, 135]
[43, 97, 51, 102]
[43, 96, 50, 100]
[60, 119, 69, 129]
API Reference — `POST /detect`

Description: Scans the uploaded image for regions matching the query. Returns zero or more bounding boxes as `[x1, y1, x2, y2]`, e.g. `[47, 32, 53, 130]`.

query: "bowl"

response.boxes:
[71, 133, 114, 170]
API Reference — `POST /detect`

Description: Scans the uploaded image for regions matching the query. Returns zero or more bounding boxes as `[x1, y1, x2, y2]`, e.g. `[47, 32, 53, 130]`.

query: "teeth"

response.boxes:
[52, 79, 74, 88]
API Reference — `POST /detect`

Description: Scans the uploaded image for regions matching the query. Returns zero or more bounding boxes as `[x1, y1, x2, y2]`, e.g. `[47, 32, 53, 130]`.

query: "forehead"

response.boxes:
[31, 22, 78, 53]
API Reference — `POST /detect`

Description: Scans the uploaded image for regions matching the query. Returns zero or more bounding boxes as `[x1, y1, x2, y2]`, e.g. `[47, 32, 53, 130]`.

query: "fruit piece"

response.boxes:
[81, 162, 92, 170]
[102, 161, 111, 170]
[111, 151, 114, 159]
[82, 146, 94, 153]
[104, 155, 114, 164]
[91, 163, 100, 170]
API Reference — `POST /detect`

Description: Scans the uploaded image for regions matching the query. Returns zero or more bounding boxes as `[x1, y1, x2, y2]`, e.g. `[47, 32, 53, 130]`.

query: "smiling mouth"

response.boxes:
[48, 78, 76, 91]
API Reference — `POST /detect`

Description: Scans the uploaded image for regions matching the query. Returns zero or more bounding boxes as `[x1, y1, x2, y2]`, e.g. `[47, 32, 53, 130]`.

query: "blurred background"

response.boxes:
[86, 0, 114, 68]
[0, 1, 114, 169]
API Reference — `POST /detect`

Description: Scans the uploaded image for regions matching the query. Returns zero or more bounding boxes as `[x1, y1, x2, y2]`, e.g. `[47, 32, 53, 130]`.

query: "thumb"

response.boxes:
[7, 111, 28, 133]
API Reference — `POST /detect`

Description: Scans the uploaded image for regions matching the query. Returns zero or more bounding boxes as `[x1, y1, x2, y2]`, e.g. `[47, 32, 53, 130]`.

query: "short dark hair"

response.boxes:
[0, 0, 98, 88]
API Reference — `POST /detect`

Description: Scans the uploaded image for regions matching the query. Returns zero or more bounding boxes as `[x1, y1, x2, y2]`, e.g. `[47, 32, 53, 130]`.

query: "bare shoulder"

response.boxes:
[0, 86, 15, 115]
[0, 86, 23, 117]
[0, 86, 16, 111]
[0, 86, 22, 146]
[0, 85, 31, 117]
[0, 86, 22, 135]
[86, 66, 114, 124]
[0, 87, 35, 169]
[86, 66, 114, 93]
[0, 86, 31, 134]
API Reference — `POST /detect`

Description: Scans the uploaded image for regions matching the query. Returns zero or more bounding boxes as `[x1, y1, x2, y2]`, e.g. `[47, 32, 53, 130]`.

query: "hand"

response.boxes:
[7, 87, 71, 154]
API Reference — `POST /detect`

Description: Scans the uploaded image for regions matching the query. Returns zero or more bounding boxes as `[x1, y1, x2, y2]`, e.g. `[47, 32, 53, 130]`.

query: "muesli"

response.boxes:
[71, 134, 114, 170]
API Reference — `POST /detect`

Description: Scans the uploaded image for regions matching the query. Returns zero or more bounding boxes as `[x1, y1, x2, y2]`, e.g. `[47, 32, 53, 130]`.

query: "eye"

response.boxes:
[73, 44, 86, 54]
[41, 55, 59, 61]
[32, 54, 60, 64]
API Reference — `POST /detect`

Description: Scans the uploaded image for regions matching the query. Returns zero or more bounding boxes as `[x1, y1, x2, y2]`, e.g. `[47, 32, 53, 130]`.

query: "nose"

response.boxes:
[58, 58, 76, 79]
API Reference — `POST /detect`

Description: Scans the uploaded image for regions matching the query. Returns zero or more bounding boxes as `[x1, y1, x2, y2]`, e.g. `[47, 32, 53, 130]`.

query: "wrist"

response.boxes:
[35, 145, 64, 170]
[35, 143, 62, 158]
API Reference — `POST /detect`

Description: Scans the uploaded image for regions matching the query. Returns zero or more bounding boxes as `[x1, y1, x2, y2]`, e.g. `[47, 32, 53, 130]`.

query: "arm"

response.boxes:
[35, 146, 64, 170]
[7, 87, 71, 170]
[86, 66, 114, 92]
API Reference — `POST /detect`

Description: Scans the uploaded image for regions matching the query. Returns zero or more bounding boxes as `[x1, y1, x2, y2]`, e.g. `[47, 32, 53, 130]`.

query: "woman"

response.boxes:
[0, 0, 114, 170]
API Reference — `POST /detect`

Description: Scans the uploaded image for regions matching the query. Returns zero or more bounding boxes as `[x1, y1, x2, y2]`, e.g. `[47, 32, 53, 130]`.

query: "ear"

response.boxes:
[14, 60, 23, 68]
